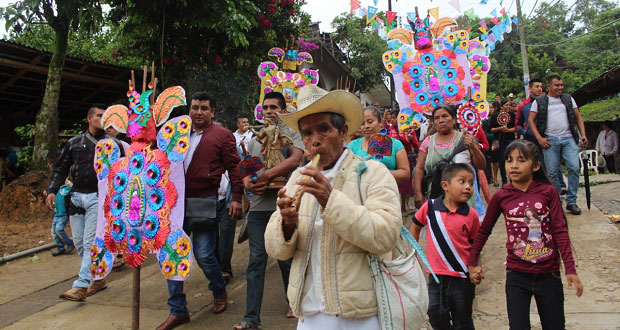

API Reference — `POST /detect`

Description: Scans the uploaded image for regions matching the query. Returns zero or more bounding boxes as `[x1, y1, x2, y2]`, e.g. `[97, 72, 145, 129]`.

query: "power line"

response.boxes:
[514, 17, 620, 47]
[523, 0, 581, 39]
[526, 0, 539, 19]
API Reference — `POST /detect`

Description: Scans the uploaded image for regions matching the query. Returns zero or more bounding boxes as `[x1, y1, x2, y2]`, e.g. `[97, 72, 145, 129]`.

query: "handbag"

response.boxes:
[356, 162, 438, 330]
[185, 197, 218, 231]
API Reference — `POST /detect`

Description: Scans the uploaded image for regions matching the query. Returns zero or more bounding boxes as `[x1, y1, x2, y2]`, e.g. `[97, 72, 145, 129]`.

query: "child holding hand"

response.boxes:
[410, 163, 480, 330]
[468, 140, 583, 329]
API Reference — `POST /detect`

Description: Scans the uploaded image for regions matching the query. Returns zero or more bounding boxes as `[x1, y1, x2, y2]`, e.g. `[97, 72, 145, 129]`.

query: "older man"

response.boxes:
[265, 85, 402, 329]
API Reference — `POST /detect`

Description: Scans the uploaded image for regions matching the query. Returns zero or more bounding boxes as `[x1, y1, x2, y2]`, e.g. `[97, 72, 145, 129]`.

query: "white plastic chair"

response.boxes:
[579, 150, 599, 174]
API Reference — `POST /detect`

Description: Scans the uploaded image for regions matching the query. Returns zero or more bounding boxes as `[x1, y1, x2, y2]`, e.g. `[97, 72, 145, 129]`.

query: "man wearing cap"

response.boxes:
[265, 85, 402, 328]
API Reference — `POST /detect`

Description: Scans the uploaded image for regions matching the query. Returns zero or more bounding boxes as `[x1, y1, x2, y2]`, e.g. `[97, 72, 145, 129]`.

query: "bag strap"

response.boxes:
[355, 160, 439, 283]
[400, 226, 439, 283]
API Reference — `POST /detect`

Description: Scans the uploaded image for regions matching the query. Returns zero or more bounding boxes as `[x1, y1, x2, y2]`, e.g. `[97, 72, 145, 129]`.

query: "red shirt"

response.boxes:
[388, 124, 420, 152]
[468, 180, 577, 275]
[414, 197, 480, 278]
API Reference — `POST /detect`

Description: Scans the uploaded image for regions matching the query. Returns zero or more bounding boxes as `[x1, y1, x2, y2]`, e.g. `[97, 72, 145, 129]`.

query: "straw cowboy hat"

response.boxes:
[278, 85, 363, 134]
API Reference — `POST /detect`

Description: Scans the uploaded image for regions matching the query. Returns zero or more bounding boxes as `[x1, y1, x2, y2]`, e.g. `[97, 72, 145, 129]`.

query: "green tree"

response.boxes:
[1, 0, 104, 171]
[330, 13, 388, 92]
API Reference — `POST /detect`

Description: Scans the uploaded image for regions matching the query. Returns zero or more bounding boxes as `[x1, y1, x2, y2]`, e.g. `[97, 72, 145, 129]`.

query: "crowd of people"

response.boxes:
[42, 74, 617, 330]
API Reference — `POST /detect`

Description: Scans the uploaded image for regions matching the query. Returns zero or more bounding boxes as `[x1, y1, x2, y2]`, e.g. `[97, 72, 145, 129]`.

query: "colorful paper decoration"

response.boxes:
[490, 17, 499, 25]
[92, 82, 193, 282]
[237, 141, 264, 180]
[429, 7, 440, 20]
[254, 41, 320, 123]
[479, 19, 488, 30]
[457, 101, 481, 134]
[267, 46, 313, 72]
[500, 8, 506, 17]
[367, 126, 393, 160]
[465, 8, 476, 20]
[490, 9, 497, 17]
[497, 111, 510, 126]
[480, 0, 488, 4]
[350, 0, 361, 13]
[448, 0, 461, 12]
[367, 6, 378, 25]
[386, 11, 397, 26]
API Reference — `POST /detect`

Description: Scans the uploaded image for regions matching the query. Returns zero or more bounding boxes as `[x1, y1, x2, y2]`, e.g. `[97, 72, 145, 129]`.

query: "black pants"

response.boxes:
[428, 275, 476, 330]
[603, 155, 616, 173]
[505, 269, 565, 330]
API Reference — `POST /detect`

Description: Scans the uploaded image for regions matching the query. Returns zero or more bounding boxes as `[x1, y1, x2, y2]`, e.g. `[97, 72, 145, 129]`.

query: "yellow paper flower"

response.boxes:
[176, 237, 191, 257]
[177, 259, 191, 278]
[95, 262, 107, 276]
[477, 102, 487, 112]
[175, 136, 189, 154]
[94, 159, 104, 174]
[103, 140, 115, 155]
[398, 114, 408, 123]
[447, 33, 456, 42]
[161, 260, 176, 278]
[458, 30, 467, 39]
[90, 263, 99, 277]
[400, 124, 410, 132]
[392, 50, 402, 59]
[411, 120, 421, 130]
[161, 122, 175, 139]
[459, 40, 469, 50]
[95, 142, 104, 156]
[385, 63, 395, 71]
[383, 53, 392, 61]
[473, 92, 483, 102]
[177, 118, 191, 134]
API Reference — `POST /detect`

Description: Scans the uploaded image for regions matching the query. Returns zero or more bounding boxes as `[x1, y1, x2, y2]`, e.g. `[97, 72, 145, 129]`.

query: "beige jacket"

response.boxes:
[264, 151, 401, 319]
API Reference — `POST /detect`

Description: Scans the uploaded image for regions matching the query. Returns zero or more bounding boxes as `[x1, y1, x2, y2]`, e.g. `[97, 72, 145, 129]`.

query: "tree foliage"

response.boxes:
[484, 0, 620, 101]
[330, 13, 388, 92]
[2, 0, 104, 171]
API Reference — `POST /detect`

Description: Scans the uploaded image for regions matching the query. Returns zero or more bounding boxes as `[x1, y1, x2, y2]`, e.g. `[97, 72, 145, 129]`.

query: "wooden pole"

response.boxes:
[132, 265, 141, 330]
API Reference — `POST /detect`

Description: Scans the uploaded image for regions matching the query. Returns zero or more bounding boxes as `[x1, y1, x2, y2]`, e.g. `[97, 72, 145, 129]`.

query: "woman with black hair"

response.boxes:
[413, 104, 486, 208]
[490, 99, 517, 185]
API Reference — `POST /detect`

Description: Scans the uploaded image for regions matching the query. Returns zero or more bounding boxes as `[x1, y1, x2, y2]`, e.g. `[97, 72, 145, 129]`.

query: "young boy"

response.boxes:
[51, 180, 74, 256]
[410, 163, 480, 330]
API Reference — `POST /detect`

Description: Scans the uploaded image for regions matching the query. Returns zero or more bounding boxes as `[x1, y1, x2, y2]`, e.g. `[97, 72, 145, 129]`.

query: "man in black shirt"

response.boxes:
[46, 104, 112, 302]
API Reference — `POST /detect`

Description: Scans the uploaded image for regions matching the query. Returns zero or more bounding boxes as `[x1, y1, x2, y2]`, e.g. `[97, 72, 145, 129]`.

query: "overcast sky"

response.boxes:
[1, 0, 618, 37]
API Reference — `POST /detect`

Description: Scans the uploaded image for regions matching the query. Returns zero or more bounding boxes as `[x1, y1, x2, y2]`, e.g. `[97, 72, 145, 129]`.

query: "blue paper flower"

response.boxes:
[148, 188, 165, 211]
[130, 152, 145, 175]
[113, 171, 129, 193]
[143, 213, 160, 239]
[144, 163, 161, 187]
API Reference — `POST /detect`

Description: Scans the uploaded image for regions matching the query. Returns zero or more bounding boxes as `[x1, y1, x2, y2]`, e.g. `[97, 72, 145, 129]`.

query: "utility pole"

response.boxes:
[515, 0, 530, 97]
[388, 0, 396, 110]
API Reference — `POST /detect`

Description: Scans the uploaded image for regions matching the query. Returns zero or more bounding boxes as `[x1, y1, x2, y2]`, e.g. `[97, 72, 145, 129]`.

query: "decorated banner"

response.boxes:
[350, 0, 361, 13]
[429, 7, 440, 20]
[254, 40, 320, 123]
[92, 77, 193, 282]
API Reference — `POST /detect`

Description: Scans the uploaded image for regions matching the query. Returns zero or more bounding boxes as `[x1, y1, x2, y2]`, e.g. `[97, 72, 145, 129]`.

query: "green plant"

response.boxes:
[14, 124, 35, 170]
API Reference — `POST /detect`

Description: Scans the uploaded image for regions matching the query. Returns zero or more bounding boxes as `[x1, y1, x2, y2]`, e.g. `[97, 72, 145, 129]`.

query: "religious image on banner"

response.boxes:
[382, 8, 492, 132]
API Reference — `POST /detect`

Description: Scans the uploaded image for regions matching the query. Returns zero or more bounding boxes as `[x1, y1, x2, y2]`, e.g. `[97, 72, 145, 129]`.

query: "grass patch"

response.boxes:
[579, 96, 620, 122]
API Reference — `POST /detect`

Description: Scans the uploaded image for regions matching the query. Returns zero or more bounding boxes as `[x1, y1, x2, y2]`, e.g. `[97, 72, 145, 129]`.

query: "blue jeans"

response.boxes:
[217, 199, 236, 276]
[542, 136, 580, 205]
[69, 192, 99, 288]
[167, 229, 227, 316]
[51, 215, 73, 250]
[505, 269, 564, 330]
[244, 211, 292, 325]
[428, 275, 476, 330]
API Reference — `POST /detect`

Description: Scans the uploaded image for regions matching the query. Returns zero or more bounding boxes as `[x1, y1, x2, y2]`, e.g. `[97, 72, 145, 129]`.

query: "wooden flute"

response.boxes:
[292, 153, 320, 210]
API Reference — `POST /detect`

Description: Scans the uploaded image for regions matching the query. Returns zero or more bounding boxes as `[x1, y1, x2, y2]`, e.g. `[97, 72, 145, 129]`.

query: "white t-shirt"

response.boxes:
[530, 96, 578, 138]
[233, 130, 254, 155]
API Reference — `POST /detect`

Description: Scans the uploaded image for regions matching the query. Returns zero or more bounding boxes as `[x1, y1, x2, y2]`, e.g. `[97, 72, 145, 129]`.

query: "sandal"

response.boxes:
[233, 320, 262, 330]
[285, 308, 295, 318]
